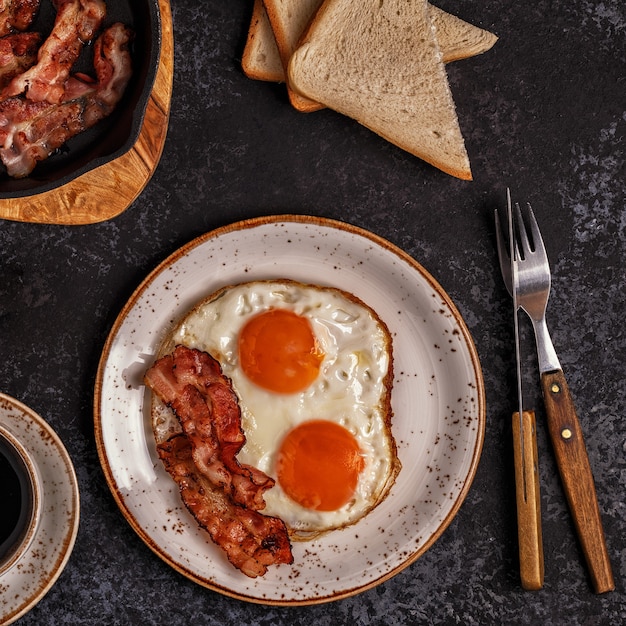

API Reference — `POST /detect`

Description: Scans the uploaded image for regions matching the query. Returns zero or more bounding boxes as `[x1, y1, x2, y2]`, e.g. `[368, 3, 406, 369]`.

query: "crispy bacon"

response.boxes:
[158, 435, 293, 578]
[146, 345, 294, 576]
[86, 19, 132, 112]
[144, 345, 275, 512]
[0, 32, 41, 89]
[1, 0, 106, 103]
[0, 0, 40, 37]
[0, 23, 133, 177]
[0, 97, 81, 175]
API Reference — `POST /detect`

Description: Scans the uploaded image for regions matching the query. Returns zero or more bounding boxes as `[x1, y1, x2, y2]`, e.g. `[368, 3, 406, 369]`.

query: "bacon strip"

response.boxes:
[144, 345, 275, 511]
[1, 0, 107, 103]
[0, 0, 40, 37]
[86, 19, 133, 112]
[0, 23, 133, 178]
[0, 32, 41, 89]
[158, 435, 293, 578]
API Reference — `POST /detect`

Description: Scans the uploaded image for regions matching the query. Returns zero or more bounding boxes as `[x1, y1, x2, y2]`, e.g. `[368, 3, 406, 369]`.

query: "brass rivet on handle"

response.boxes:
[562, 428, 572, 440]
[551, 383, 560, 394]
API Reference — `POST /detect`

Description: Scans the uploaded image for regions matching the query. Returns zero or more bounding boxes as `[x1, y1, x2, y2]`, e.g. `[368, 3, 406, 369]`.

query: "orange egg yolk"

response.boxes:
[238, 309, 323, 393]
[276, 420, 365, 511]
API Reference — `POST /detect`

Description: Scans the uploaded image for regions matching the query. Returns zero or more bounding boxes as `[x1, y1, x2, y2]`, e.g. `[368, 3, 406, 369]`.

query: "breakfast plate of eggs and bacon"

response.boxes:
[94, 215, 485, 605]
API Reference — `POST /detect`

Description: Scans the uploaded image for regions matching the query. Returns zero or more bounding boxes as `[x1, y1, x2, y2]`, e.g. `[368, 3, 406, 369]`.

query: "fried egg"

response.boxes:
[154, 279, 400, 538]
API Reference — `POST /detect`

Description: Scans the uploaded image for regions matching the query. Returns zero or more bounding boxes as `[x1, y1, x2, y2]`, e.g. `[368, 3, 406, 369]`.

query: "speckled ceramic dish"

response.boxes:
[0, 393, 80, 625]
[94, 215, 485, 605]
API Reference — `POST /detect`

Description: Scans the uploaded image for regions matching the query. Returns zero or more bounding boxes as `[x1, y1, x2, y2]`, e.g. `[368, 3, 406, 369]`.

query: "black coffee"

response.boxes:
[0, 437, 29, 560]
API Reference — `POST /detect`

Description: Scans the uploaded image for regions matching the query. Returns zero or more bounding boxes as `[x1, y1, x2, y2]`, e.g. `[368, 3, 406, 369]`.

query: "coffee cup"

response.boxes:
[0, 424, 41, 576]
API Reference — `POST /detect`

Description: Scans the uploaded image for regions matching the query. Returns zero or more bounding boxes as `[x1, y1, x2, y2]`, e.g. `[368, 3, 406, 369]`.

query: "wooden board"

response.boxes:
[0, 0, 174, 225]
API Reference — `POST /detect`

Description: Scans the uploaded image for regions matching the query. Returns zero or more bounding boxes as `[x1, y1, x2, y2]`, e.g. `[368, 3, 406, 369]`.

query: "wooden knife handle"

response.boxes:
[513, 410, 544, 590]
[541, 369, 615, 593]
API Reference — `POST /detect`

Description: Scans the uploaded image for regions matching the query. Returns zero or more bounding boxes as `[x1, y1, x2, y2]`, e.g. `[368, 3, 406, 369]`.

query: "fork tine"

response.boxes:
[513, 202, 533, 259]
[523, 202, 548, 260]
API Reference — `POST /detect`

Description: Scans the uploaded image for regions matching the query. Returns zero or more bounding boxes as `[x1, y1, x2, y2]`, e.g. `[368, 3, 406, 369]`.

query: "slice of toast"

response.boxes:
[287, 0, 472, 180]
[242, 0, 284, 83]
[263, 0, 326, 112]
[243, 0, 497, 111]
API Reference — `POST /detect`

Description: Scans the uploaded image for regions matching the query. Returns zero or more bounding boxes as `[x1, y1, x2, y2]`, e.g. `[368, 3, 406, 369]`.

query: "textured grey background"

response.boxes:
[1, 0, 624, 623]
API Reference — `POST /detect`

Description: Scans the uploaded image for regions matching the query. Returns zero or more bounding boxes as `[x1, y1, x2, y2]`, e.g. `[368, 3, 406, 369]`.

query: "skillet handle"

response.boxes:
[541, 369, 614, 593]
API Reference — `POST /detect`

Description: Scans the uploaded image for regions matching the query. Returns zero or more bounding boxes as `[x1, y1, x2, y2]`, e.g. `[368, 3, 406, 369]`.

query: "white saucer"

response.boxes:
[0, 393, 80, 625]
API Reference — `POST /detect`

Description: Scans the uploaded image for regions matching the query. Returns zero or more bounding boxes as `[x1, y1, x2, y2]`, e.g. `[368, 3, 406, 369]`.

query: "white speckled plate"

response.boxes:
[94, 215, 485, 605]
[0, 393, 80, 624]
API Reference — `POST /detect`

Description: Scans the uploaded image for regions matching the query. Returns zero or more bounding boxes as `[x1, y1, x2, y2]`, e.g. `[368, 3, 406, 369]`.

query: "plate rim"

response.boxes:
[93, 214, 486, 605]
[0, 392, 81, 624]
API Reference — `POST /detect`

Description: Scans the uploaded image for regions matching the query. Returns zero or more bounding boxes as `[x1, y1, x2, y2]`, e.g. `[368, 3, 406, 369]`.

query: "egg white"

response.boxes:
[160, 280, 400, 538]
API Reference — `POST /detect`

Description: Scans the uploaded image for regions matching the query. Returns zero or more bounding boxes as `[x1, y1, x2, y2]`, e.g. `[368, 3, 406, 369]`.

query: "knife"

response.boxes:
[500, 191, 544, 590]
[512, 409, 544, 591]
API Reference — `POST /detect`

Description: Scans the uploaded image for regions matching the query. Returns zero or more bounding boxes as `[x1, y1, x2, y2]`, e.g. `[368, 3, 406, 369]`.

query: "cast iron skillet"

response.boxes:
[0, 0, 161, 198]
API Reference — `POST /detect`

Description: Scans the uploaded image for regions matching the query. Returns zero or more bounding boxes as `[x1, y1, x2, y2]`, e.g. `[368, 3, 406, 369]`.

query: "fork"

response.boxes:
[496, 196, 614, 594]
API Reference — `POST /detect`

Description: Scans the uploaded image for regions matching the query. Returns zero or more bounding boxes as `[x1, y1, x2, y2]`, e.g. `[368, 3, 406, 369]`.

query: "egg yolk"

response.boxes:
[276, 420, 365, 511]
[238, 309, 323, 393]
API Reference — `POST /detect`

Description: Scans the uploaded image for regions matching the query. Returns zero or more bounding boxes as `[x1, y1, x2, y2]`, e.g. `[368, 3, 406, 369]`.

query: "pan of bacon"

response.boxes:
[0, 0, 160, 197]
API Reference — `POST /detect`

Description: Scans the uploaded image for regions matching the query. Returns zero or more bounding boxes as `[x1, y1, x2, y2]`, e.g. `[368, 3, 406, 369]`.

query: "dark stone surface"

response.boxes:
[1, 0, 624, 623]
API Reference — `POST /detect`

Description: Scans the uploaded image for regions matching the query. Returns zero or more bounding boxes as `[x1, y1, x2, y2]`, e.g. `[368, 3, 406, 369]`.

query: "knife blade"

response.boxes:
[505, 190, 544, 590]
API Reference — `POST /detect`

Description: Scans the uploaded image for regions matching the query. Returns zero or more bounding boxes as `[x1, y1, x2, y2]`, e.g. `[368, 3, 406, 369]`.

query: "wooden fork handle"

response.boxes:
[513, 410, 544, 590]
[541, 369, 615, 593]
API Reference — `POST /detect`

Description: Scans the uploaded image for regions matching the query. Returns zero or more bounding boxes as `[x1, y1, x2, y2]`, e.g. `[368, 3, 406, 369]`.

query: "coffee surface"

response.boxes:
[0, 440, 25, 558]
